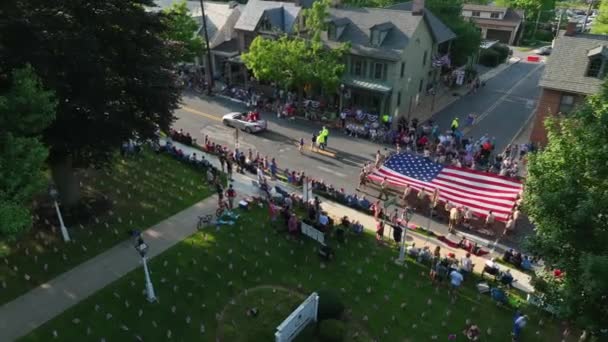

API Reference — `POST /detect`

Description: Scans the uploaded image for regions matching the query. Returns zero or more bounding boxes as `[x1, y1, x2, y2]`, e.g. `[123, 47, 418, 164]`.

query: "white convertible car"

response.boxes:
[222, 112, 267, 133]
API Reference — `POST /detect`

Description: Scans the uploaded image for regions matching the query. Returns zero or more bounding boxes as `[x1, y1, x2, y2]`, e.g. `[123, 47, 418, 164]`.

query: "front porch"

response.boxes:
[341, 76, 393, 116]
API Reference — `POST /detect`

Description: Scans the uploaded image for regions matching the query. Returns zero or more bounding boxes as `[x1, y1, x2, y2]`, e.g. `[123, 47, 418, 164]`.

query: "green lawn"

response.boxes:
[21, 206, 569, 342]
[0, 151, 213, 305]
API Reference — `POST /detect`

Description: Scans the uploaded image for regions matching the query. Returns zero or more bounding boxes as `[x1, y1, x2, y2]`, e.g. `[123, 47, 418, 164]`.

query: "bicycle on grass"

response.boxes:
[196, 214, 213, 231]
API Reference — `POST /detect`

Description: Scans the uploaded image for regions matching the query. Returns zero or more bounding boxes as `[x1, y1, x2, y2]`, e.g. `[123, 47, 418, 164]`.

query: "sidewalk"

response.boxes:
[0, 139, 533, 341]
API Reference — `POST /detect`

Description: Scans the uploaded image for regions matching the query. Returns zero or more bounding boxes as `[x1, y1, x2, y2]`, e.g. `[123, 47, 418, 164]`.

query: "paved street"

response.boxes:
[174, 61, 543, 200]
[432, 61, 543, 153]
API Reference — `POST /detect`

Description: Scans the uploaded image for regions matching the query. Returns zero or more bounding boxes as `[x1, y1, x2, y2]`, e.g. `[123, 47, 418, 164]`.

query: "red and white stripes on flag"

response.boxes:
[368, 165, 522, 222]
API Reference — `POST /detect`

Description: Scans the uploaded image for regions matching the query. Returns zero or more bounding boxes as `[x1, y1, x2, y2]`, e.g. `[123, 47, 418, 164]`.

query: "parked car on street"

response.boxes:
[222, 112, 267, 133]
[534, 46, 552, 56]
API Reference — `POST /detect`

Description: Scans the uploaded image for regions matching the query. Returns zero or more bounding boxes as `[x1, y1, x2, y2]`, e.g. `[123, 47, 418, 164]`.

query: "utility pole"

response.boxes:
[533, 7, 541, 38]
[582, 0, 595, 32]
[198, 0, 215, 95]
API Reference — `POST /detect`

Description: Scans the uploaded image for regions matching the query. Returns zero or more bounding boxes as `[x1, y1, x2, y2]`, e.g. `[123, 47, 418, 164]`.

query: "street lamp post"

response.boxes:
[339, 83, 345, 115]
[49, 187, 70, 242]
[198, 0, 215, 95]
[397, 207, 414, 264]
[133, 234, 157, 303]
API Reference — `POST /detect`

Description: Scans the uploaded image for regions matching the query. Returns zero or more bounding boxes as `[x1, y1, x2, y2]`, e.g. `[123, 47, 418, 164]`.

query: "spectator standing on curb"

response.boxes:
[219, 152, 226, 172]
[206, 168, 215, 185]
[460, 253, 473, 277]
[270, 158, 278, 180]
[226, 184, 236, 209]
[375, 220, 385, 243]
[449, 269, 463, 295]
[226, 159, 233, 181]
[512, 315, 528, 341]
[215, 180, 224, 205]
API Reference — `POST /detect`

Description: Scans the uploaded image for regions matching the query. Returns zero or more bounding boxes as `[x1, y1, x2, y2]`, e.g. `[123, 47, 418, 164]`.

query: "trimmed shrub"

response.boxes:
[318, 319, 345, 342]
[479, 48, 500, 67]
[317, 290, 345, 321]
[535, 29, 554, 42]
[491, 44, 511, 63]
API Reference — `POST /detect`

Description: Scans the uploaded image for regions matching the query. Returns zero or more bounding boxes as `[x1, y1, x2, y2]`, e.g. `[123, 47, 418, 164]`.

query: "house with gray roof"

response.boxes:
[217, 0, 304, 84]
[234, 0, 303, 51]
[321, 0, 455, 118]
[153, 0, 243, 79]
[461, 3, 523, 45]
[531, 22, 608, 144]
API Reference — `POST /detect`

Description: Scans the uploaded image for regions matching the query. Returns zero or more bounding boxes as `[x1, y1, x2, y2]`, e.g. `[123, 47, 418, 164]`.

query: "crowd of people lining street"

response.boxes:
[158, 125, 587, 342]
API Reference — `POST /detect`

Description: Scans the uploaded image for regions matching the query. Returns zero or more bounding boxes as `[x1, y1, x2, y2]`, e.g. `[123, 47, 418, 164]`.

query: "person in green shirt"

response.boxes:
[450, 117, 459, 132]
[382, 114, 390, 129]
[320, 126, 329, 148]
[316, 133, 326, 150]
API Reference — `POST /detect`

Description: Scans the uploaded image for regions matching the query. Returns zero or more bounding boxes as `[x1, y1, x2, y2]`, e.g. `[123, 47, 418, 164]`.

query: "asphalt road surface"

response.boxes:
[173, 61, 543, 198]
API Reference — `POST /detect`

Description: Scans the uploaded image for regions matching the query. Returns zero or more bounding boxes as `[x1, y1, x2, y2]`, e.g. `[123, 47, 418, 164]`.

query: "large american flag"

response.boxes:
[368, 153, 523, 221]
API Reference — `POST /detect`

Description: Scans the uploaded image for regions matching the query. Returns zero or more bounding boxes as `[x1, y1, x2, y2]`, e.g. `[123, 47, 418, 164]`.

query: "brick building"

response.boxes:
[531, 22, 608, 144]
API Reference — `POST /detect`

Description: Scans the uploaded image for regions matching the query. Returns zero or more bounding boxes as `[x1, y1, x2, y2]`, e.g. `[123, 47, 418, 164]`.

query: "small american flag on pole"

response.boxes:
[368, 153, 522, 221]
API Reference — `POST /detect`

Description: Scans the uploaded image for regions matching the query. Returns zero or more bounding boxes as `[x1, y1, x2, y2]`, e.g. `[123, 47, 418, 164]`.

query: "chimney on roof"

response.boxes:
[565, 21, 577, 36]
[412, 0, 424, 15]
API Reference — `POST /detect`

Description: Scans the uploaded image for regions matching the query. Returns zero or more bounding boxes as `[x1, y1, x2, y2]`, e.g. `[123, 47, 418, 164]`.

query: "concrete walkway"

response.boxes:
[0, 139, 533, 341]
[0, 197, 220, 341]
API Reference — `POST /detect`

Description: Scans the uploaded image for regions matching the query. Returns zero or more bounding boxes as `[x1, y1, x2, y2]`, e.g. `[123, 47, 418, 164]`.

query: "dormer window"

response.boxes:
[472, 11, 480, 17]
[587, 58, 603, 78]
[328, 24, 337, 40]
[586, 45, 608, 78]
[328, 18, 348, 41]
[371, 30, 381, 46]
[369, 22, 392, 47]
[490, 12, 500, 19]
[260, 17, 272, 31]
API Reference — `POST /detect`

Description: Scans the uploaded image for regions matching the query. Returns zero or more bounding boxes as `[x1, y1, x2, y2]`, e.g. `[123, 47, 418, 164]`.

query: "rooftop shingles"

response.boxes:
[539, 32, 608, 95]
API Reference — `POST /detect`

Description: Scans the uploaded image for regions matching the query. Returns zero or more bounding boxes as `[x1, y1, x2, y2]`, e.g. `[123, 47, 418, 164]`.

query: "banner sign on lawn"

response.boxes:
[275, 292, 319, 342]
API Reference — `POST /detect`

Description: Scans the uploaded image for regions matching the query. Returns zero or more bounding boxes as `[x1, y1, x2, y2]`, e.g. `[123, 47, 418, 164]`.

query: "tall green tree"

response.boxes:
[162, 0, 205, 63]
[242, 36, 311, 92]
[495, 0, 555, 18]
[523, 82, 608, 331]
[592, 0, 608, 34]
[426, 0, 481, 66]
[0, 0, 181, 206]
[242, 0, 347, 95]
[464, 0, 491, 4]
[0, 66, 56, 237]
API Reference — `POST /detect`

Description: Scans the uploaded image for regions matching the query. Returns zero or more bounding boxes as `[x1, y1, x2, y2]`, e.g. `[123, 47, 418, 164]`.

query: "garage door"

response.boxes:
[486, 29, 512, 44]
